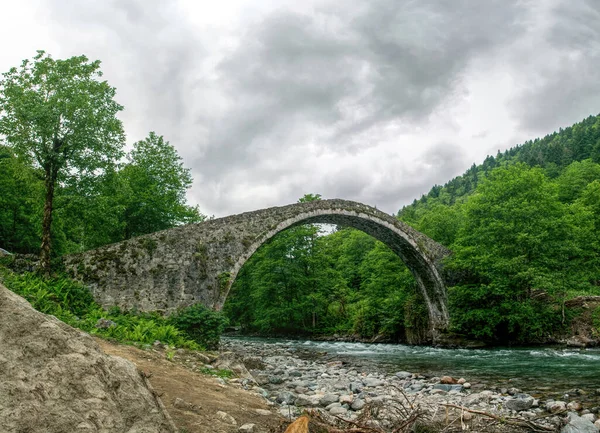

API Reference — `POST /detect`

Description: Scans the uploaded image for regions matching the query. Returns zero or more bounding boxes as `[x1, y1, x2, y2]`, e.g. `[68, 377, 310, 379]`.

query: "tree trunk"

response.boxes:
[40, 168, 56, 276]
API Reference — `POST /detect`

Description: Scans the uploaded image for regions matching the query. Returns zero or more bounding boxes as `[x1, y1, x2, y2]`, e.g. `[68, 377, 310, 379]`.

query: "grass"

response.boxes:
[0, 265, 200, 350]
[198, 367, 234, 379]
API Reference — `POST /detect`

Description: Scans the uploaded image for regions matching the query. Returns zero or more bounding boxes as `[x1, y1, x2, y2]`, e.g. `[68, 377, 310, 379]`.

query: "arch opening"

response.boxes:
[222, 209, 449, 341]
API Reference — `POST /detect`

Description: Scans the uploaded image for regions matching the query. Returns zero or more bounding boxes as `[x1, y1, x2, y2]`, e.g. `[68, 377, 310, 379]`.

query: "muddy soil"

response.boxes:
[96, 339, 286, 433]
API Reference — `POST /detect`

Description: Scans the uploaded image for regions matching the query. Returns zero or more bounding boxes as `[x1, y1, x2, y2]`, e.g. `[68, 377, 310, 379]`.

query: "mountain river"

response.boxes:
[224, 336, 600, 404]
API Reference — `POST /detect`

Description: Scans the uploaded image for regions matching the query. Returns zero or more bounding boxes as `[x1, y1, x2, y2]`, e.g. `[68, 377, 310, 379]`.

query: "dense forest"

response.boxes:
[225, 115, 600, 344]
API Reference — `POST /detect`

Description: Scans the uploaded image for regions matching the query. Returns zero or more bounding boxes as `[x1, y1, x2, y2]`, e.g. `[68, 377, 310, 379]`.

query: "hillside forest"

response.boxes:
[1, 52, 600, 345]
[225, 116, 600, 344]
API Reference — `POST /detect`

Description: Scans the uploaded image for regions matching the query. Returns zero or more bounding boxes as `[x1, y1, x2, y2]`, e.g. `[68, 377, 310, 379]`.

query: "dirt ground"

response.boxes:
[96, 338, 286, 433]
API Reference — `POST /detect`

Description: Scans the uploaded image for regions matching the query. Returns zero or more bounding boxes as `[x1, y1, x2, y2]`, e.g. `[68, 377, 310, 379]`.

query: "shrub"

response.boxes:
[168, 303, 228, 350]
[0, 267, 198, 349]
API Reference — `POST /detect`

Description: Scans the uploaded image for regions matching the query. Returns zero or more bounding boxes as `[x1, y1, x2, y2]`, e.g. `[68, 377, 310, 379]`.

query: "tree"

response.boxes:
[448, 164, 586, 341]
[0, 51, 125, 273]
[119, 132, 204, 239]
[0, 145, 44, 253]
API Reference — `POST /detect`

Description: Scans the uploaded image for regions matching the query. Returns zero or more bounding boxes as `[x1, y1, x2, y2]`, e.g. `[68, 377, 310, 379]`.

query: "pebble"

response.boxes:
[216, 411, 237, 425]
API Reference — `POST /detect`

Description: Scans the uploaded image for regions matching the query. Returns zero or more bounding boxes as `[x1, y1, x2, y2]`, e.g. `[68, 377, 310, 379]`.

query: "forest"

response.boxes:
[1, 52, 600, 345]
[225, 116, 600, 344]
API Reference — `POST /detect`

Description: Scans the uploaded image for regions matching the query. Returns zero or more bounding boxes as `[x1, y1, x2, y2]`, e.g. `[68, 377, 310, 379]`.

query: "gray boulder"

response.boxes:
[505, 395, 534, 412]
[276, 391, 297, 405]
[319, 393, 340, 406]
[0, 283, 176, 433]
[561, 412, 600, 433]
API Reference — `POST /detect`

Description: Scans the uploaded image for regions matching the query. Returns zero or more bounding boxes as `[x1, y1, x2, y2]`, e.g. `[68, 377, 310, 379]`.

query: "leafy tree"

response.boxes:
[448, 164, 587, 341]
[0, 51, 125, 272]
[119, 132, 204, 239]
[0, 145, 43, 253]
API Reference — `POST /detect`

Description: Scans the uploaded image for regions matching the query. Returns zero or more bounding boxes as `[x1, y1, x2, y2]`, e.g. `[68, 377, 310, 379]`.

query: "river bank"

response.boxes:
[221, 336, 600, 432]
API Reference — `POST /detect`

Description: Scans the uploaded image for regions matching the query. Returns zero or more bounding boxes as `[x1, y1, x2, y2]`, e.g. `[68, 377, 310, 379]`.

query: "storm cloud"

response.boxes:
[1, 0, 599, 216]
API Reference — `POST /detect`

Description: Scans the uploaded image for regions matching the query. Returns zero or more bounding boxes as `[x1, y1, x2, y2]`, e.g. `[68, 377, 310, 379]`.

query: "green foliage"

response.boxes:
[119, 132, 205, 239]
[0, 146, 43, 253]
[168, 303, 228, 350]
[0, 53, 203, 259]
[0, 266, 199, 349]
[227, 123, 600, 345]
[198, 367, 234, 378]
[0, 51, 126, 271]
[224, 221, 424, 341]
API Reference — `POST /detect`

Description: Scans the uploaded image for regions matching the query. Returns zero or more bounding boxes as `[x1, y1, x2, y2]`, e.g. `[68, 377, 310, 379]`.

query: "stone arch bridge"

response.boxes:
[64, 199, 451, 340]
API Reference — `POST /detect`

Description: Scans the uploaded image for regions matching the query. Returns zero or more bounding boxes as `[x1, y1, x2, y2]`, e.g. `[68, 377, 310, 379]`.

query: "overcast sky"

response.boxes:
[1, 0, 599, 217]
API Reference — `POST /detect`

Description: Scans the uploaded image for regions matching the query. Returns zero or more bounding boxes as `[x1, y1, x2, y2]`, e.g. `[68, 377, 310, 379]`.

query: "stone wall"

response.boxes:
[64, 199, 451, 340]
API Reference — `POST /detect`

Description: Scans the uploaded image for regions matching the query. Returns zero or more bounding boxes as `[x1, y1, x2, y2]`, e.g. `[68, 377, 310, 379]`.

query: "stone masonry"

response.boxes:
[64, 199, 451, 341]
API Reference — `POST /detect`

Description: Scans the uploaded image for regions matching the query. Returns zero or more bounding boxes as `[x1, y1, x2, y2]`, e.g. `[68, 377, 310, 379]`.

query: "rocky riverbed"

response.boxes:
[221, 338, 600, 432]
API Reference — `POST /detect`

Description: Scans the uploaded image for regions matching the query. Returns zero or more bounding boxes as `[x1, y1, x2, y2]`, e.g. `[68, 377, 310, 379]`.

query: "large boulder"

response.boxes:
[561, 412, 600, 433]
[0, 283, 176, 433]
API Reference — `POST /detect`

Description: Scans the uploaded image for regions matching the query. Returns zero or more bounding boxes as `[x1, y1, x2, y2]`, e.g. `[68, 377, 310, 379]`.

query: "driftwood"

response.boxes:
[441, 403, 556, 432]
[276, 397, 560, 433]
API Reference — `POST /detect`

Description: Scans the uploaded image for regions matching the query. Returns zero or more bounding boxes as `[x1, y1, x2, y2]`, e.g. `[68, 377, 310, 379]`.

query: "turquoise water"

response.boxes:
[226, 337, 600, 401]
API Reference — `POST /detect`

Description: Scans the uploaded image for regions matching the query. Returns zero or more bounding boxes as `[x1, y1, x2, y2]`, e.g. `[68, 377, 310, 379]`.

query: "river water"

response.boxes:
[224, 336, 600, 402]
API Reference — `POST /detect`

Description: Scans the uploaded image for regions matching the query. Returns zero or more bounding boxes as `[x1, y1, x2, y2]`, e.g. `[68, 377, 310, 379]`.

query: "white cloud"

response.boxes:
[1, 0, 598, 216]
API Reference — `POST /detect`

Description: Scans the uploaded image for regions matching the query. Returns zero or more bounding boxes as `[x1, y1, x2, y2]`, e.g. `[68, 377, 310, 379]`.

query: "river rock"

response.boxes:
[433, 384, 463, 392]
[505, 395, 534, 411]
[547, 401, 568, 413]
[0, 283, 176, 433]
[569, 401, 584, 411]
[295, 394, 317, 407]
[395, 371, 412, 379]
[349, 382, 363, 393]
[216, 411, 237, 425]
[279, 405, 301, 419]
[330, 406, 348, 415]
[595, 420, 600, 430]
[214, 352, 253, 380]
[333, 381, 349, 390]
[239, 423, 256, 432]
[351, 399, 366, 410]
[276, 391, 297, 405]
[363, 378, 385, 387]
[440, 376, 457, 384]
[251, 372, 270, 385]
[320, 394, 340, 406]
[339, 394, 354, 404]
[269, 375, 284, 384]
[581, 414, 596, 423]
[561, 412, 599, 433]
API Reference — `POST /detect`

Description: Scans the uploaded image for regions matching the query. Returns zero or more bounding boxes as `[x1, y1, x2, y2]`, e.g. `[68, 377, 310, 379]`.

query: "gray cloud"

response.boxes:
[21, 0, 598, 217]
[193, 1, 526, 214]
[509, 0, 600, 133]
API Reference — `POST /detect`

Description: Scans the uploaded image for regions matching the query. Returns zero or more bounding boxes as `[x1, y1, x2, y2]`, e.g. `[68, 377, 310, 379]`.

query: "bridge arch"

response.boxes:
[64, 199, 451, 342]
[226, 206, 450, 339]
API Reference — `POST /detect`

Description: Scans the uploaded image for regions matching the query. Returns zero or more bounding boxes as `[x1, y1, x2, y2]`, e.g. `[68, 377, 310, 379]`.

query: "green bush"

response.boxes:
[0, 267, 199, 349]
[168, 303, 228, 350]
